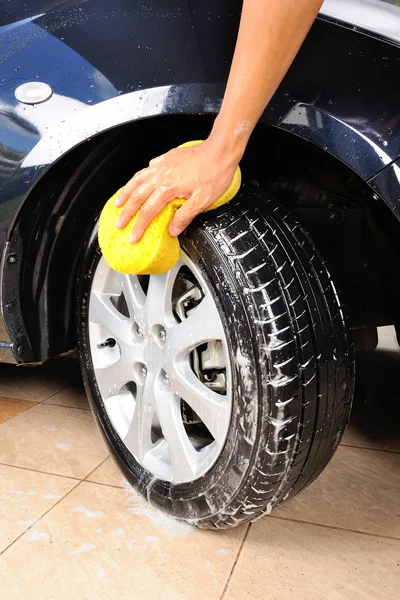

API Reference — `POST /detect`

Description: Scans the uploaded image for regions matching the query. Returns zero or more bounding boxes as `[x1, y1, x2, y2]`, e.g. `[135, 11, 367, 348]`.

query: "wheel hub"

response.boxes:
[140, 332, 166, 375]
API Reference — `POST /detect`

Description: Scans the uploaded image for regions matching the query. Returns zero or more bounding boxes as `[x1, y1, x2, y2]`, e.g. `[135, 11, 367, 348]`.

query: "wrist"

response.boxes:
[206, 114, 249, 166]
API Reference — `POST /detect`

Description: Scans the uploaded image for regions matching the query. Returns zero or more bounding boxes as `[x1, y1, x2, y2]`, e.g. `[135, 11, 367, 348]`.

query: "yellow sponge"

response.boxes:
[98, 140, 241, 275]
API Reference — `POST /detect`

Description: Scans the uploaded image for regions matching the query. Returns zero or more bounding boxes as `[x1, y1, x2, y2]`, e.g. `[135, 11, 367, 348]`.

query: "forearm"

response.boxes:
[209, 0, 323, 162]
[117, 0, 324, 239]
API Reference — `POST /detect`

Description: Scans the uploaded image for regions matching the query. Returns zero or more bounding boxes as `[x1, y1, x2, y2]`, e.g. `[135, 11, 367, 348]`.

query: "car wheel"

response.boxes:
[77, 187, 355, 529]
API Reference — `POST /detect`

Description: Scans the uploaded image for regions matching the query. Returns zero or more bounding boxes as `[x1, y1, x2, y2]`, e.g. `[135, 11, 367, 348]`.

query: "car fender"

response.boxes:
[1, 0, 400, 215]
[1, 0, 400, 363]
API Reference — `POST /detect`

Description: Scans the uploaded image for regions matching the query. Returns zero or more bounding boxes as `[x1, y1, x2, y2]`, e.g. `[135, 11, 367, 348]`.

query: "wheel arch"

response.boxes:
[2, 87, 400, 364]
[1, 110, 217, 363]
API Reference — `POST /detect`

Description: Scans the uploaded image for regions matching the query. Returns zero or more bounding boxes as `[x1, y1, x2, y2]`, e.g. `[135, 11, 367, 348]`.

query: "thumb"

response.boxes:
[168, 193, 207, 237]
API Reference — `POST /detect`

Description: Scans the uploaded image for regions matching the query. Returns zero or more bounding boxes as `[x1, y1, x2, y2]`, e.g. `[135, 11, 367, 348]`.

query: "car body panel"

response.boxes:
[369, 157, 400, 215]
[321, 0, 400, 45]
[0, 0, 400, 362]
[1, 1, 399, 192]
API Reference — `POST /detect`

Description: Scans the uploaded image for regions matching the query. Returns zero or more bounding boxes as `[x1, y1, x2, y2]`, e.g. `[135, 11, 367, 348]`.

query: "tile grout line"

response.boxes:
[3, 461, 400, 541]
[0, 461, 83, 482]
[220, 523, 251, 600]
[0, 390, 83, 426]
[41, 402, 90, 411]
[0, 396, 37, 405]
[82, 455, 111, 484]
[0, 383, 70, 408]
[30, 386, 70, 404]
[77, 457, 112, 486]
[40, 385, 70, 402]
[340, 442, 400, 455]
[269, 514, 400, 542]
[0, 479, 81, 559]
[0, 458, 110, 558]
[83, 455, 127, 490]
[14, 401, 90, 413]
[0, 398, 93, 430]
[83, 479, 125, 491]
[0, 399, 39, 425]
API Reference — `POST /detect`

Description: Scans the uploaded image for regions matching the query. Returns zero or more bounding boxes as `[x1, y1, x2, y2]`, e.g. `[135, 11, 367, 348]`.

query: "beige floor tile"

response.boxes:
[225, 518, 400, 600]
[378, 325, 396, 338]
[0, 464, 77, 553]
[275, 446, 400, 538]
[86, 457, 125, 488]
[0, 404, 108, 478]
[0, 397, 37, 424]
[378, 326, 398, 350]
[0, 359, 81, 402]
[342, 424, 400, 453]
[378, 336, 399, 351]
[0, 481, 246, 600]
[43, 387, 90, 410]
[345, 343, 400, 452]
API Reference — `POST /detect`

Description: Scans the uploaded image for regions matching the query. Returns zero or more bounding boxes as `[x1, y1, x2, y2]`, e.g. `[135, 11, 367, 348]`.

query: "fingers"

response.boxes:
[130, 186, 176, 243]
[114, 167, 155, 208]
[168, 192, 209, 237]
[149, 153, 167, 167]
[116, 180, 156, 229]
[149, 148, 178, 168]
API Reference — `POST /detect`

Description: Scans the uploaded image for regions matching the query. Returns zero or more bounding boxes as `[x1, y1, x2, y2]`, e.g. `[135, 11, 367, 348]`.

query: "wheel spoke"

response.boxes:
[167, 292, 225, 357]
[94, 355, 133, 400]
[117, 274, 146, 327]
[170, 362, 230, 442]
[90, 290, 132, 346]
[153, 387, 199, 483]
[144, 260, 182, 328]
[123, 379, 154, 463]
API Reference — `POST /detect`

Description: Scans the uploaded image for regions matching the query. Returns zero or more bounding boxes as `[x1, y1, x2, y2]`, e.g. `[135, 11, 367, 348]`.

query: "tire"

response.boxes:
[77, 186, 355, 529]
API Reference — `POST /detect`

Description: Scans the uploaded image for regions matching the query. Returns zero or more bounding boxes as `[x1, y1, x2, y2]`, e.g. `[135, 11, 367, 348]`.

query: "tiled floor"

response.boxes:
[0, 329, 399, 599]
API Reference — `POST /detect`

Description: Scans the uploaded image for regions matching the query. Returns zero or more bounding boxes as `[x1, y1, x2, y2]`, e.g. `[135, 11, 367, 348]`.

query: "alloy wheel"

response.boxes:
[88, 252, 232, 484]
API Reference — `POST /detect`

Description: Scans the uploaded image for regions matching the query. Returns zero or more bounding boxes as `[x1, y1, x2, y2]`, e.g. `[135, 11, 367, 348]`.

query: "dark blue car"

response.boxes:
[0, 0, 399, 528]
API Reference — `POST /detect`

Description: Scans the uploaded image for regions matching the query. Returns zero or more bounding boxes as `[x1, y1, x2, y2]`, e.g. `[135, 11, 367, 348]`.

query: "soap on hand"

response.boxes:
[98, 141, 241, 276]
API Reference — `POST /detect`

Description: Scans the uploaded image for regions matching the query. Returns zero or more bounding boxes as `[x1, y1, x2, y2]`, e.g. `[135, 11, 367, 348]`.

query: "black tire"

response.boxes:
[77, 186, 355, 529]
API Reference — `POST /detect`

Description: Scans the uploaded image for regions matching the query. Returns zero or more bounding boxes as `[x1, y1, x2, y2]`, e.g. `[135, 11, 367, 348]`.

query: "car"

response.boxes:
[0, 0, 399, 529]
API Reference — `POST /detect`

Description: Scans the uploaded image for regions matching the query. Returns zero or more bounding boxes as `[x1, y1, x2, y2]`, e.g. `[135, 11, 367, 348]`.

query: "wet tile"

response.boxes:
[275, 446, 400, 538]
[0, 359, 81, 403]
[43, 387, 90, 410]
[0, 464, 77, 553]
[225, 518, 400, 600]
[0, 404, 108, 478]
[0, 481, 246, 600]
[86, 457, 125, 488]
[0, 397, 36, 424]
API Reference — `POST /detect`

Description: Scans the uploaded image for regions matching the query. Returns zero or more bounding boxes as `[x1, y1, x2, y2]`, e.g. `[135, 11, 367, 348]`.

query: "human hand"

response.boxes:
[114, 139, 240, 243]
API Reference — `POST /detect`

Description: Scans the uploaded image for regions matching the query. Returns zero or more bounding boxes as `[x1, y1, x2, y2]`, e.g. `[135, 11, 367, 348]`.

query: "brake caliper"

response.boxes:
[174, 284, 227, 425]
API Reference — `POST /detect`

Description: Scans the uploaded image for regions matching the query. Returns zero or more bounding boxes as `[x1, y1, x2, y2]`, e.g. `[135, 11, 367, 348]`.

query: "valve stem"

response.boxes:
[97, 338, 116, 349]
